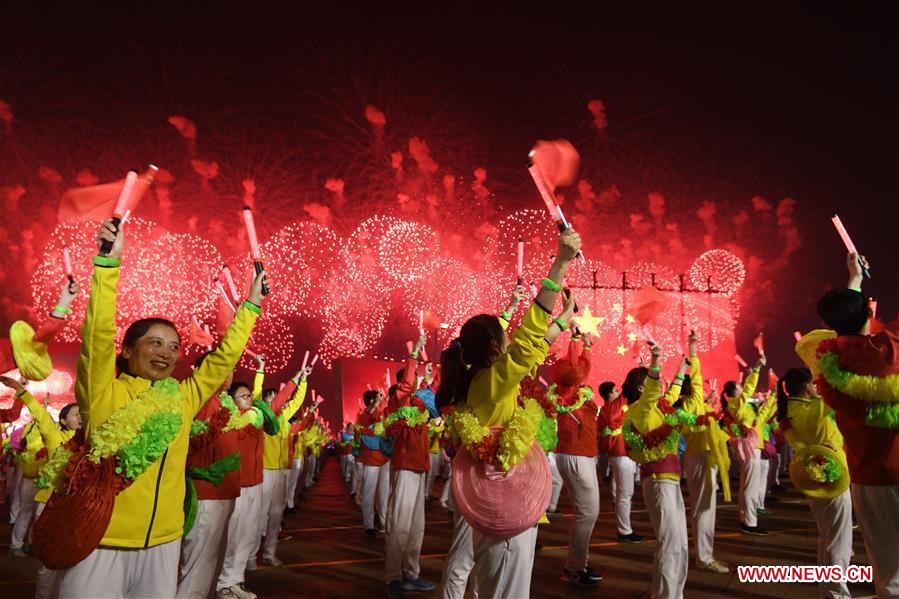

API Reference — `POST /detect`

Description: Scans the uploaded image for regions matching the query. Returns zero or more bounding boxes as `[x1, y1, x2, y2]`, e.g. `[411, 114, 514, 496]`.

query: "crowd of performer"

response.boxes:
[0, 220, 896, 599]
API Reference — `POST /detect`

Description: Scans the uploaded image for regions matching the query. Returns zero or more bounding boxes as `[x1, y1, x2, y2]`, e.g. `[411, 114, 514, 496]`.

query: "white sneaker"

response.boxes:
[229, 584, 258, 599]
[698, 560, 730, 573]
[262, 555, 283, 567]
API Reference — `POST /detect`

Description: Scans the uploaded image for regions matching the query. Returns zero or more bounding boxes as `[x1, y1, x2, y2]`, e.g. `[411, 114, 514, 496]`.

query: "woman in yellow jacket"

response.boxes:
[54, 219, 266, 598]
[622, 345, 689, 599]
[776, 367, 853, 599]
[0, 377, 81, 599]
[436, 227, 581, 599]
[678, 333, 732, 574]
[721, 351, 775, 535]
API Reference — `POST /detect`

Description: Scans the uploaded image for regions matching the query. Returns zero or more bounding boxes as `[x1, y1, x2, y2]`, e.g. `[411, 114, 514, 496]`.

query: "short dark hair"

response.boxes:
[598, 381, 616, 401]
[436, 314, 507, 409]
[622, 367, 649, 405]
[396, 368, 406, 384]
[58, 403, 78, 430]
[116, 318, 180, 374]
[229, 381, 251, 397]
[777, 367, 813, 421]
[679, 374, 692, 396]
[362, 390, 380, 407]
[817, 288, 868, 336]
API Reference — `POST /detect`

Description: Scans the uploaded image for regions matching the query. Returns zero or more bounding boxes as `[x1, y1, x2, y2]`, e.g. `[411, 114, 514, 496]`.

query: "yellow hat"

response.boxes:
[9, 321, 53, 381]
[789, 445, 849, 500]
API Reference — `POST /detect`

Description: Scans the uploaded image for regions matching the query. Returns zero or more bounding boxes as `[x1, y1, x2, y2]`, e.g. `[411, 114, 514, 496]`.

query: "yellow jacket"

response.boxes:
[466, 303, 550, 426]
[726, 369, 776, 448]
[681, 357, 732, 500]
[75, 261, 259, 549]
[624, 374, 682, 481]
[263, 380, 308, 469]
[781, 396, 844, 453]
[21, 392, 75, 502]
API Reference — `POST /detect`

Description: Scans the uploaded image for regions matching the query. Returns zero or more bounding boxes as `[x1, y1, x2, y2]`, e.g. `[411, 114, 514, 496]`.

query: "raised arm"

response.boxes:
[498, 285, 526, 331]
[281, 368, 313, 422]
[76, 220, 125, 430]
[252, 354, 266, 401]
[757, 391, 778, 424]
[846, 251, 869, 292]
[396, 335, 425, 406]
[729, 353, 764, 422]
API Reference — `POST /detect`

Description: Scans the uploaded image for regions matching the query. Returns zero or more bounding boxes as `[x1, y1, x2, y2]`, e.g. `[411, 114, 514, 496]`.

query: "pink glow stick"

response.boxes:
[734, 354, 748, 368]
[419, 309, 425, 335]
[527, 158, 561, 224]
[62, 246, 73, 277]
[869, 298, 878, 319]
[215, 282, 237, 312]
[112, 171, 139, 217]
[366, 383, 372, 390]
[121, 209, 132, 224]
[221, 266, 240, 302]
[516, 238, 524, 281]
[406, 341, 414, 354]
[244, 347, 257, 358]
[419, 346, 429, 363]
[309, 354, 319, 368]
[537, 375, 549, 387]
[753, 332, 765, 356]
[831, 214, 857, 254]
[300, 350, 310, 371]
[793, 330, 802, 342]
[242, 208, 262, 260]
[385, 369, 392, 389]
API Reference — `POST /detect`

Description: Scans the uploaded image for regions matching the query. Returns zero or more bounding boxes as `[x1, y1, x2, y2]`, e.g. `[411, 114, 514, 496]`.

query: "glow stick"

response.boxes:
[537, 376, 549, 388]
[126, 165, 159, 215]
[242, 207, 269, 295]
[869, 298, 878, 319]
[832, 214, 870, 278]
[710, 377, 718, 392]
[309, 354, 319, 368]
[753, 332, 765, 356]
[222, 266, 240, 302]
[516, 238, 524, 283]
[734, 354, 748, 368]
[738, 371, 745, 384]
[244, 347, 257, 358]
[121, 209, 131, 224]
[215, 281, 237, 313]
[793, 330, 802, 342]
[300, 350, 310, 371]
[419, 309, 425, 335]
[406, 341, 414, 354]
[112, 171, 139, 217]
[530, 283, 538, 297]
[366, 383, 372, 390]
[439, 323, 450, 329]
[62, 246, 73, 282]
[420, 345, 429, 363]
[385, 369, 392, 389]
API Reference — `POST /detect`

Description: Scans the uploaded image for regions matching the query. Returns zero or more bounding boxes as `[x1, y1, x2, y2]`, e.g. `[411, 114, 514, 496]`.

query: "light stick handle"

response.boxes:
[253, 261, 269, 296]
[222, 266, 240, 302]
[832, 214, 870, 278]
[99, 215, 122, 256]
[300, 350, 310, 371]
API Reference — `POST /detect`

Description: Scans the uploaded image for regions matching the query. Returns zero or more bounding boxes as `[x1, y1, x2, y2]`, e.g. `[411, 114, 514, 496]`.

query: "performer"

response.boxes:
[384, 334, 436, 597]
[49, 219, 265, 598]
[622, 346, 689, 599]
[340, 422, 356, 487]
[797, 252, 898, 598]
[357, 388, 391, 536]
[551, 334, 603, 586]
[254, 364, 313, 567]
[777, 367, 853, 599]
[679, 331, 731, 573]
[601, 378, 644, 544]
[720, 350, 772, 535]
[437, 227, 581, 598]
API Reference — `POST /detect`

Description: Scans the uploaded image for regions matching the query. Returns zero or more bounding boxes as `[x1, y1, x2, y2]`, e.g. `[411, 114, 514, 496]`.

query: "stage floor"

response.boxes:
[0, 456, 878, 598]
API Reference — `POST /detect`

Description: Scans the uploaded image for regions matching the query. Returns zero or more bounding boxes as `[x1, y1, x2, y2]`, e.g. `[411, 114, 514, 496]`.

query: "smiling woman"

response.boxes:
[30, 218, 270, 599]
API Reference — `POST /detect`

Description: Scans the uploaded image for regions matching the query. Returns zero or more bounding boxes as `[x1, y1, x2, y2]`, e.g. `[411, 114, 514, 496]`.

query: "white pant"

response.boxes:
[643, 478, 688, 599]
[472, 525, 538, 599]
[286, 457, 303, 509]
[440, 464, 453, 503]
[256, 469, 288, 559]
[176, 498, 234, 598]
[34, 503, 59, 599]
[11, 476, 36, 549]
[8, 466, 22, 524]
[610, 455, 638, 535]
[341, 454, 356, 485]
[851, 483, 899, 598]
[684, 452, 718, 565]
[769, 451, 782, 487]
[555, 454, 600, 571]
[427, 453, 444, 497]
[361, 463, 390, 530]
[758, 459, 770, 510]
[385, 469, 426, 583]
[547, 452, 563, 511]
[305, 455, 317, 487]
[218, 483, 262, 590]
[738, 449, 762, 527]
[807, 490, 853, 599]
[58, 539, 181, 598]
[354, 461, 364, 502]
[440, 486, 477, 599]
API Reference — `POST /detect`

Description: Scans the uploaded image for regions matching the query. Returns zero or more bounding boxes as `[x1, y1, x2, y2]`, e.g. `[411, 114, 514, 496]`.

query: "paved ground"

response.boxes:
[0, 456, 878, 598]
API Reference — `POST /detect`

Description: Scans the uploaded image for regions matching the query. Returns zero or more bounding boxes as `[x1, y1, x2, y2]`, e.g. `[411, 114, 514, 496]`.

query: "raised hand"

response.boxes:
[247, 269, 269, 306]
[97, 218, 124, 260]
[557, 227, 582, 262]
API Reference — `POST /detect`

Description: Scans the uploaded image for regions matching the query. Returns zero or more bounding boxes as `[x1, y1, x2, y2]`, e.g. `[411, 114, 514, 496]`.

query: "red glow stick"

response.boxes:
[121, 209, 132, 224]
[309, 354, 319, 368]
[869, 298, 878, 319]
[419, 309, 425, 335]
[215, 281, 237, 313]
[420, 346, 429, 363]
[738, 371, 745, 384]
[516, 238, 524, 282]
[300, 350, 310, 371]
[222, 266, 240, 302]
[537, 375, 549, 387]
[62, 246, 73, 280]
[385, 369, 392, 389]
[406, 340, 414, 355]
[112, 171, 139, 217]
[734, 354, 748, 368]
[244, 347, 257, 358]
[242, 207, 269, 295]
[753, 332, 765, 356]
[831, 214, 857, 254]
[793, 331, 802, 342]
[366, 383, 372, 390]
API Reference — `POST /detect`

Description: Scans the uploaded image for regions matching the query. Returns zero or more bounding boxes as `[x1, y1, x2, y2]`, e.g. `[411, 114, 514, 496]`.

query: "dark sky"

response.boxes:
[1, 5, 896, 369]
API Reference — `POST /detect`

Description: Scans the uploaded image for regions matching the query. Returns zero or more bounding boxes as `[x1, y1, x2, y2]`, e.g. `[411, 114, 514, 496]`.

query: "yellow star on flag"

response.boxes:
[571, 305, 604, 337]
[625, 314, 636, 324]
[612, 303, 623, 312]
[627, 333, 638, 342]
[616, 344, 627, 355]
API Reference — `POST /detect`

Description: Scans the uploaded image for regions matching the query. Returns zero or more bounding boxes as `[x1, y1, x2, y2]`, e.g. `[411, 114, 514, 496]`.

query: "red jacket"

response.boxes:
[387, 358, 430, 472]
[238, 424, 264, 487]
[556, 401, 600, 457]
[598, 396, 628, 457]
[187, 395, 241, 500]
[357, 404, 389, 467]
